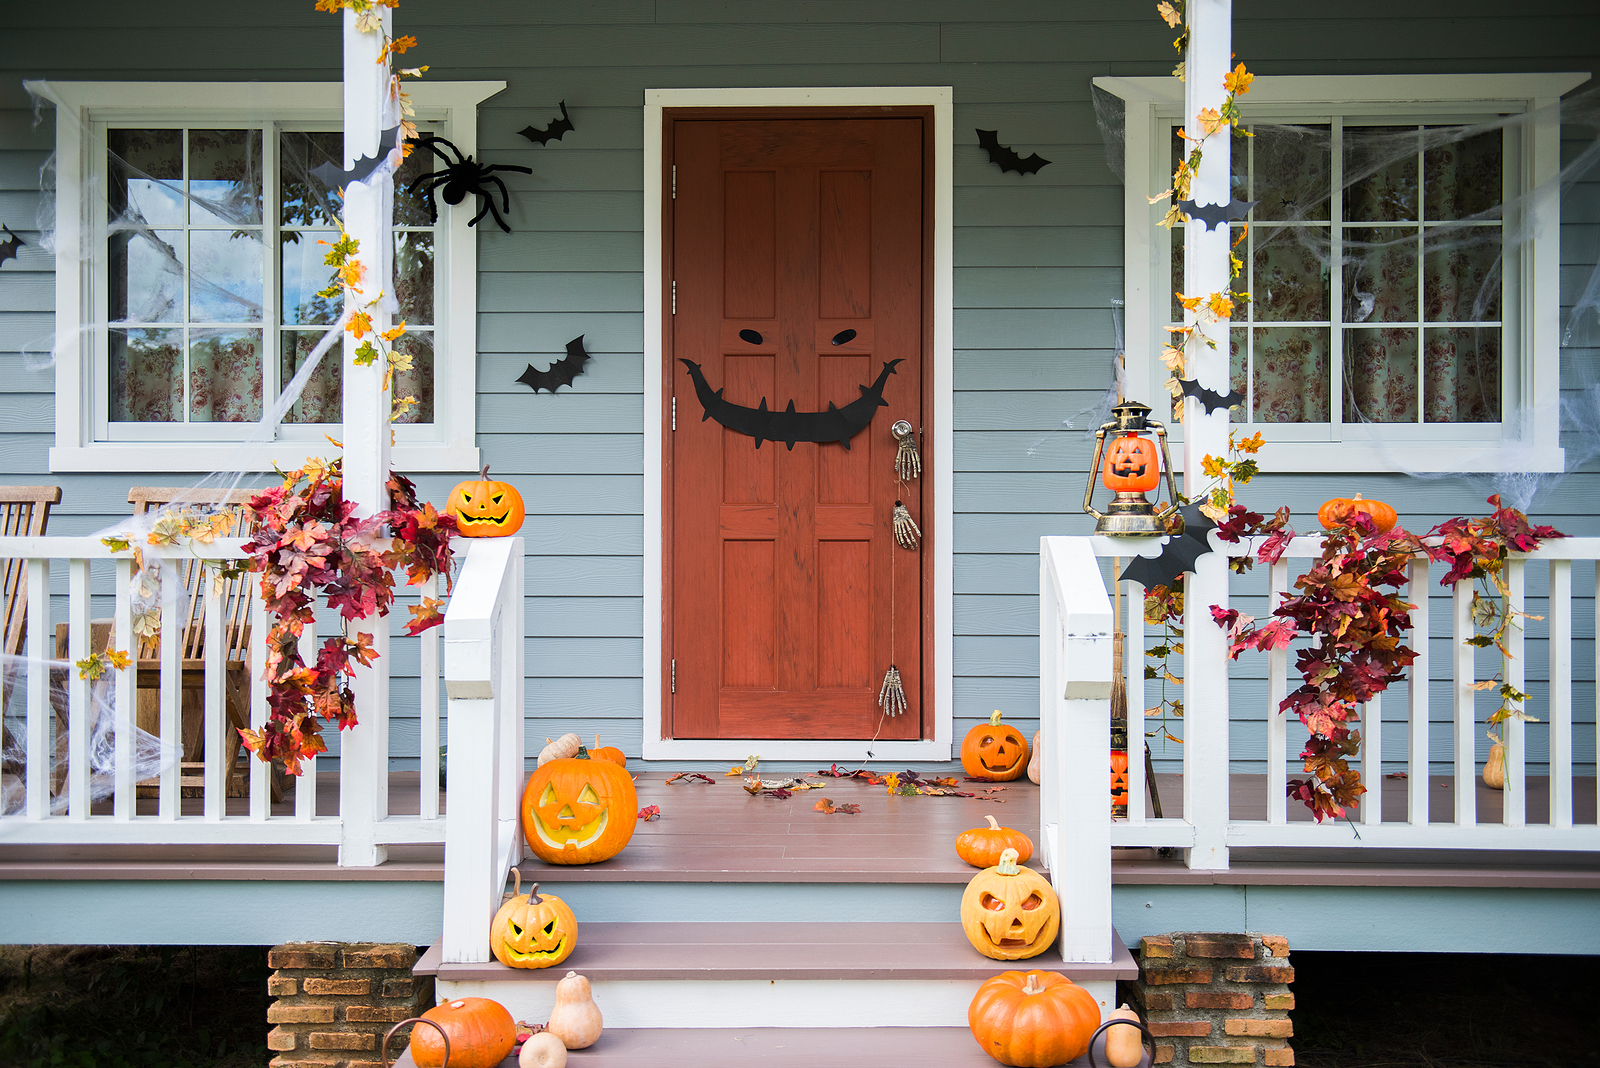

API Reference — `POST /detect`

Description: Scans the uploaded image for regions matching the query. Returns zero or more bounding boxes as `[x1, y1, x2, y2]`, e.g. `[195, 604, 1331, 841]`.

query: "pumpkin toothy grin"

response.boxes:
[1110, 462, 1147, 478]
[533, 808, 610, 852]
[500, 937, 569, 963]
[460, 510, 514, 527]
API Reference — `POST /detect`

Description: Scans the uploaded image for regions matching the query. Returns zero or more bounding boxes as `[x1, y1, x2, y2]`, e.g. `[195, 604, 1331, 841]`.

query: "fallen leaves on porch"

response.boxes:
[1385, 772, 1408, 779]
[637, 805, 660, 821]
[725, 755, 761, 775]
[743, 775, 823, 798]
[813, 798, 861, 815]
[665, 772, 716, 785]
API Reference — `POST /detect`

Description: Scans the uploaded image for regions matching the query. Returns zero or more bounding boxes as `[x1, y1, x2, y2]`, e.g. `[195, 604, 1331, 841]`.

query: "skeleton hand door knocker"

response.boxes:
[892, 500, 921, 551]
[891, 419, 922, 483]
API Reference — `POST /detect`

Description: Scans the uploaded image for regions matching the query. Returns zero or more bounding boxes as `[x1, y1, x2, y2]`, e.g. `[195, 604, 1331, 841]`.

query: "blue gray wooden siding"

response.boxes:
[0, 1, 1596, 781]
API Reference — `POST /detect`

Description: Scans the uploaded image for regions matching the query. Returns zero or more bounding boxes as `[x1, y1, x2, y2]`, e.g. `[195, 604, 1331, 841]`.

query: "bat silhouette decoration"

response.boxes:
[1119, 504, 1219, 592]
[679, 358, 902, 450]
[1176, 196, 1258, 232]
[1177, 377, 1246, 414]
[311, 125, 400, 190]
[516, 335, 592, 393]
[975, 129, 1051, 176]
[519, 100, 575, 146]
[0, 227, 22, 267]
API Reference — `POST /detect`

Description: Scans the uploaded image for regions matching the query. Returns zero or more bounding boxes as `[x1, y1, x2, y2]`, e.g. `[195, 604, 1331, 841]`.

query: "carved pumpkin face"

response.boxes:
[960, 849, 1061, 961]
[490, 877, 578, 969]
[521, 751, 638, 865]
[1102, 433, 1161, 494]
[446, 465, 526, 537]
[1111, 749, 1130, 812]
[960, 710, 1031, 782]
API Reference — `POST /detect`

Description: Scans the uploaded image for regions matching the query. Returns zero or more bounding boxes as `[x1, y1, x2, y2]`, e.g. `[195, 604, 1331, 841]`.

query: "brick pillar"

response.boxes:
[267, 943, 435, 1068]
[1125, 932, 1294, 1066]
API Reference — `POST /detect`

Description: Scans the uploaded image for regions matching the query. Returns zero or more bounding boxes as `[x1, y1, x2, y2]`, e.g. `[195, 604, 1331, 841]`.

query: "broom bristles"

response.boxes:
[1111, 632, 1128, 720]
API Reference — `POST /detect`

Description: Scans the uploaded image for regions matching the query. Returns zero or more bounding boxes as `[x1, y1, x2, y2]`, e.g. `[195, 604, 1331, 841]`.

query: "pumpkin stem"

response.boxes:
[479, 464, 491, 480]
[997, 848, 1020, 875]
[989, 709, 1004, 726]
[984, 814, 1000, 831]
[529, 881, 543, 905]
[510, 868, 522, 898]
[1022, 973, 1043, 996]
[575, 745, 591, 760]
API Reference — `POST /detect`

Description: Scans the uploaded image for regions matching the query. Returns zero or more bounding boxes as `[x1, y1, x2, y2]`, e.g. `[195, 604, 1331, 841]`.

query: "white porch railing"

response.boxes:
[0, 536, 447, 858]
[1040, 535, 1600, 879]
[439, 536, 525, 965]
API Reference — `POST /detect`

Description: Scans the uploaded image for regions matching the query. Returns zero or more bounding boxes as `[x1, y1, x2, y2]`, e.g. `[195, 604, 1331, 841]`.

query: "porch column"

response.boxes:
[1180, 0, 1232, 871]
[338, 7, 395, 867]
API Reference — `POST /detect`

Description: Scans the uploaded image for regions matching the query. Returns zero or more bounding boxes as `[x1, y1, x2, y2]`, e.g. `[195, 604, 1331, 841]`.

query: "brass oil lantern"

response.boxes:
[1083, 400, 1179, 537]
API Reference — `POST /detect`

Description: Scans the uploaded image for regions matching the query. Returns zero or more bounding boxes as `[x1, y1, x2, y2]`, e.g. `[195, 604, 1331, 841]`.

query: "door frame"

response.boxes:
[641, 86, 953, 762]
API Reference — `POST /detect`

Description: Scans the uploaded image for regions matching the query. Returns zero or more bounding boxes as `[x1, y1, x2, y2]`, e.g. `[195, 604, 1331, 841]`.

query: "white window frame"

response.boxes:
[1094, 72, 1588, 473]
[45, 80, 504, 473]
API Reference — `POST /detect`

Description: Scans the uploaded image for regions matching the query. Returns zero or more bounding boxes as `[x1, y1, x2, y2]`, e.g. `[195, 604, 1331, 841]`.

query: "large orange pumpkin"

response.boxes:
[408, 997, 516, 1068]
[961, 710, 1031, 782]
[1101, 433, 1161, 494]
[489, 870, 578, 969]
[956, 814, 1035, 869]
[968, 970, 1101, 1067]
[1317, 494, 1397, 534]
[446, 465, 526, 537]
[521, 748, 638, 865]
[960, 848, 1061, 961]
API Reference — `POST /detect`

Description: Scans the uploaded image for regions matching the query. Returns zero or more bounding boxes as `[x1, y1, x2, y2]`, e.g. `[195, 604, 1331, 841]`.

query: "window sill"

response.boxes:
[50, 442, 481, 474]
[1225, 440, 1565, 474]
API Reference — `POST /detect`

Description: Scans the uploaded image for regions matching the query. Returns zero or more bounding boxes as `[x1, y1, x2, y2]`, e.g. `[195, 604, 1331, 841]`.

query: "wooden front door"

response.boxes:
[665, 112, 929, 741]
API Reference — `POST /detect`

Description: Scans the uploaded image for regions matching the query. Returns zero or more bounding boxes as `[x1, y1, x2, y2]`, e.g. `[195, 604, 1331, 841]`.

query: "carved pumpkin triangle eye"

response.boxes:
[493, 493, 504, 504]
[543, 920, 555, 935]
[509, 922, 522, 936]
[578, 784, 600, 805]
[539, 784, 558, 806]
[461, 493, 472, 503]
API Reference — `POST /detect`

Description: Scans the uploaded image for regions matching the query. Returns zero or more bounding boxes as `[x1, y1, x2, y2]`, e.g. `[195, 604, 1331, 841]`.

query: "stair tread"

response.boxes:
[417, 923, 1137, 982]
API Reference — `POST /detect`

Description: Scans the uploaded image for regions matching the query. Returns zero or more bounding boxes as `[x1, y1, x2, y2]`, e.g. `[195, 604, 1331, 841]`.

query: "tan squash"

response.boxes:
[518, 1032, 567, 1068]
[544, 971, 603, 1050]
[1103, 1004, 1145, 1068]
[537, 733, 582, 767]
[1027, 730, 1041, 783]
[1483, 741, 1507, 790]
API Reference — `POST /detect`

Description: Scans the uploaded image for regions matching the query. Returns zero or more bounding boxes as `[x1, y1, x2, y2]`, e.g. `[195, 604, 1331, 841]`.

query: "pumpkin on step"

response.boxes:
[961, 710, 1031, 782]
[409, 997, 517, 1068]
[967, 969, 1100, 1067]
[446, 465, 526, 537]
[522, 748, 638, 865]
[960, 848, 1060, 961]
[490, 870, 577, 969]
[589, 735, 626, 767]
[956, 815, 1034, 869]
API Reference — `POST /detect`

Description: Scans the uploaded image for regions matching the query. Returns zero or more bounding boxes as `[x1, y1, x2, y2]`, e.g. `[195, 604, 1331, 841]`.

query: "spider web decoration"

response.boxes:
[519, 100, 575, 146]
[405, 135, 532, 233]
[516, 335, 592, 394]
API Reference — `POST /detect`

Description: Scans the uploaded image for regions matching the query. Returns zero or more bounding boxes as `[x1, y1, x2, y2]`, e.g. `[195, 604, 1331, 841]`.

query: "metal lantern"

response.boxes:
[1083, 400, 1179, 537]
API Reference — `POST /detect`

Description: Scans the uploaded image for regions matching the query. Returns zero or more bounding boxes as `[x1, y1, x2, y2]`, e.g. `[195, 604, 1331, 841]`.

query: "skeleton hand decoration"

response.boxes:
[891, 419, 922, 483]
[879, 664, 907, 717]
[892, 500, 921, 551]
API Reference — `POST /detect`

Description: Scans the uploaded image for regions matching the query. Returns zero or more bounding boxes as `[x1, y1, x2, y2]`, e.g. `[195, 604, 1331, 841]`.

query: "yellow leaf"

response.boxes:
[1201, 454, 1227, 478]
[1174, 292, 1203, 312]
[380, 321, 407, 341]
[1223, 62, 1254, 97]
[1206, 292, 1235, 319]
[1196, 107, 1224, 137]
[1156, 1, 1181, 28]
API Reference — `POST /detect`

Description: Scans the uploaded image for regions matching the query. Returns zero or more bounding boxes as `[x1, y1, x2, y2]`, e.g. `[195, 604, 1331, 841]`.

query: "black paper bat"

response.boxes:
[1177, 377, 1245, 414]
[311, 126, 400, 190]
[680, 358, 901, 450]
[0, 227, 21, 267]
[1176, 196, 1258, 232]
[1119, 504, 1219, 591]
[975, 129, 1051, 176]
[517, 335, 592, 393]
[519, 101, 575, 146]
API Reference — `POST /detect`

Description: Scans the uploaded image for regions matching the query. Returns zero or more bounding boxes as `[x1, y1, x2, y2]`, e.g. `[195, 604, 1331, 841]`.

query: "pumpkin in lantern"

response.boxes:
[1317, 494, 1397, 534]
[961, 710, 1031, 782]
[489, 870, 578, 969]
[1110, 750, 1130, 810]
[960, 848, 1061, 961]
[446, 465, 526, 537]
[967, 969, 1101, 1067]
[521, 748, 638, 865]
[1101, 433, 1161, 494]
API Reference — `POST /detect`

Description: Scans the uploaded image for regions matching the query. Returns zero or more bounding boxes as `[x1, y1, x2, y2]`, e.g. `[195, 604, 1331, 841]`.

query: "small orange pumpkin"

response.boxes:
[1102, 433, 1161, 494]
[956, 815, 1035, 869]
[409, 997, 516, 1068]
[489, 870, 578, 969]
[446, 464, 526, 537]
[968, 970, 1100, 1067]
[1317, 494, 1397, 534]
[1110, 750, 1130, 812]
[959, 848, 1061, 961]
[961, 710, 1031, 782]
[590, 735, 626, 767]
[521, 747, 639, 865]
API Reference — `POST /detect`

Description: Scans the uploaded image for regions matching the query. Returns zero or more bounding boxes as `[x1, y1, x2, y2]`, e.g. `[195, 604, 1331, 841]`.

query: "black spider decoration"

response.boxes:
[405, 135, 531, 233]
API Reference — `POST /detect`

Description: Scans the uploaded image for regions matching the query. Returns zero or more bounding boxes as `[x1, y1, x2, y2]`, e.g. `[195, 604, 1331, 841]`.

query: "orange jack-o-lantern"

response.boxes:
[1110, 750, 1130, 811]
[961, 710, 1031, 782]
[1102, 433, 1162, 494]
[489, 870, 578, 969]
[446, 465, 526, 537]
[960, 848, 1061, 961]
[521, 748, 638, 865]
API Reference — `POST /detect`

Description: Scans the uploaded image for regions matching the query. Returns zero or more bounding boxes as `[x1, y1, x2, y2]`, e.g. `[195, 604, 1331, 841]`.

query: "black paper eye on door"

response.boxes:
[678, 358, 901, 450]
[739, 329, 764, 345]
[831, 329, 857, 346]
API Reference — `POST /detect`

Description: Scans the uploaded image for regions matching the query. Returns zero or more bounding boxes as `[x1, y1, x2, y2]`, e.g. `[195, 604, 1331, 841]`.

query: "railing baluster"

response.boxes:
[204, 569, 225, 820]
[249, 582, 269, 820]
[1408, 557, 1431, 826]
[66, 558, 91, 819]
[1452, 579, 1476, 826]
[1267, 559, 1288, 825]
[114, 557, 136, 819]
[1361, 693, 1382, 825]
[1549, 560, 1572, 829]
[296, 619, 318, 821]
[1125, 578, 1146, 824]
[1503, 559, 1525, 827]
[420, 572, 441, 822]
[25, 558, 49, 820]
[159, 562, 181, 820]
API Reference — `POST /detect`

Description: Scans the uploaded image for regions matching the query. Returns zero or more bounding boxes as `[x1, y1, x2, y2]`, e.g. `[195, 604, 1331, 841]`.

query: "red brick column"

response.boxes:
[1126, 932, 1294, 1066]
[267, 943, 434, 1068]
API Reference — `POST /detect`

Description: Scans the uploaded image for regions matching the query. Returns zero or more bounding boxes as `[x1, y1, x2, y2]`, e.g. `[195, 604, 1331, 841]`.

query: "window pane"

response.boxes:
[1344, 229, 1417, 324]
[1345, 126, 1419, 223]
[110, 229, 184, 323]
[1344, 327, 1418, 423]
[109, 328, 182, 422]
[281, 131, 344, 228]
[108, 129, 183, 226]
[1425, 128, 1502, 220]
[190, 230, 263, 323]
[279, 330, 342, 424]
[189, 130, 262, 226]
[281, 231, 340, 326]
[1253, 228, 1328, 322]
[1423, 327, 1500, 423]
[395, 231, 434, 325]
[1171, 233, 1184, 321]
[1423, 231, 1502, 322]
[392, 330, 434, 424]
[395, 139, 437, 226]
[1253, 124, 1330, 221]
[1253, 327, 1329, 423]
[1229, 327, 1247, 424]
[188, 329, 263, 422]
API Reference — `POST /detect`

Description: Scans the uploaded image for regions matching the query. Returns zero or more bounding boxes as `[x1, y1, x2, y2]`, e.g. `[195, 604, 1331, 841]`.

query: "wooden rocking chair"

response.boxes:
[1, 486, 62, 788]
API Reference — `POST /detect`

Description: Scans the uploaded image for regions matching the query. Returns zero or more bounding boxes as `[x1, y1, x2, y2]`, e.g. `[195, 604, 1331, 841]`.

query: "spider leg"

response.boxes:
[480, 164, 533, 177]
[410, 135, 464, 168]
[483, 197, 512, 233]
[468, 192, 494, 229]
[483, 174, 514, 216]
[409, 172, 448, 224]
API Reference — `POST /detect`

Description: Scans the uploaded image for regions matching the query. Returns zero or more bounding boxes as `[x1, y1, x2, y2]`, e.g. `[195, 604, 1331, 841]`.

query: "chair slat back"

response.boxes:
[0, 486, 63, 658]
[128, 487, 259, 664]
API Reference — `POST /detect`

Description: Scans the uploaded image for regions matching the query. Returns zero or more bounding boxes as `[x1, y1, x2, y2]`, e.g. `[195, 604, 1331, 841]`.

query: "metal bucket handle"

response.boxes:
[382, 1016, 451, 1068]
[1085, 1013, 1157, 1068]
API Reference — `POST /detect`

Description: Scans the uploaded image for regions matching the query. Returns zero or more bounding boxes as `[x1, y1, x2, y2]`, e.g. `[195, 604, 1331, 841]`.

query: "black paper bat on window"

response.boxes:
[517, 335, 592, 393]
[406, 135, 532, 233]
[1177, 377, 1245, 414]
[0, 227, 22, 267]
[519, 101, 575, 146]
[679, 358, 901, 450]
[310, 125, 401, 190]
[1176, 196, 1258, 232]
[975, 129, 1051, 176]
[1119, 504, 1219, 592]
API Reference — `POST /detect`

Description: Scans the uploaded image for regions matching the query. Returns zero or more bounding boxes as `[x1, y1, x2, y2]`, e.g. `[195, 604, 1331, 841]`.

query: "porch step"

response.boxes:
[417, 922, 1135, 1029]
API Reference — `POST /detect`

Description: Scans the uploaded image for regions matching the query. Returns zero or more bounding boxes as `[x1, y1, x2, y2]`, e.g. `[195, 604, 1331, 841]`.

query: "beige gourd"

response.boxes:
[1103, 1003, 1144, 1068]
[537, 733, 582, 767]
[517, 1032, 566, 1068]
[1027, 730, 1041, 784]
[1483, 741, 1507, 790]
[545, 971, 603, 1049]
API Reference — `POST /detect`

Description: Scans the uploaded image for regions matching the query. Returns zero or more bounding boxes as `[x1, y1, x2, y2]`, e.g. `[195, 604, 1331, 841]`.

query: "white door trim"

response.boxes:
[641, 86, 953, 762]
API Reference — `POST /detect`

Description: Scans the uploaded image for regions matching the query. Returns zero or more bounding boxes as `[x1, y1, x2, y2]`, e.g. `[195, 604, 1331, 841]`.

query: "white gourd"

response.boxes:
[537, 733, 582, 767]
[544, 971, 603, 1049]
[517, 1032, 566, 1068]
